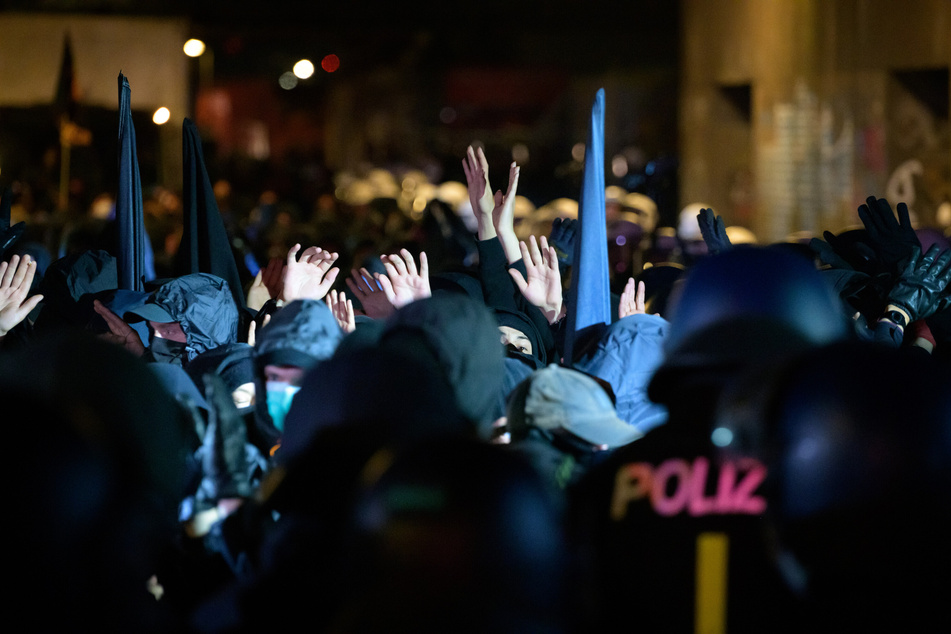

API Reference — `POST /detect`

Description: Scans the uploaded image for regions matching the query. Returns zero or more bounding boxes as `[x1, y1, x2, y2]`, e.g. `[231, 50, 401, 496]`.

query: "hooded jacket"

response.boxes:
[134, 273, 239, 362]
[380, 294, 504, 427]
[255, 299, 343, 370]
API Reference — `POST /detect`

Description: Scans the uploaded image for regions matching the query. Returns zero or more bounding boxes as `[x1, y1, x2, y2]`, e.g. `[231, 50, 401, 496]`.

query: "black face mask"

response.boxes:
[149, 337, 187, 366]
[505, 345, 544, 370]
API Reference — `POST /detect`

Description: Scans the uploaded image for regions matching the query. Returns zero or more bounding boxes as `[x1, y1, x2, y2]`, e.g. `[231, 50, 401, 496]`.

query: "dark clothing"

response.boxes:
[570, 384, 799, 633]
[254, 299, 342, 370]
[140, 273, 239, 362]
[477, 237, 556, 365]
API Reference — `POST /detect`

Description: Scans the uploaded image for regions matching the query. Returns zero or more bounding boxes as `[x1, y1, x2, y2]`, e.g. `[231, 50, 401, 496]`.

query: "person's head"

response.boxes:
[494, 308, 546, 367]
[254, 299, 344, 431]
[649, 245, 849, 410]
[498, 325, 532, 355]
[126, 273, 239, 364]
[381, 294, 505, 428]
[185, 342, 257, 411]
[505, 364, 640, 451]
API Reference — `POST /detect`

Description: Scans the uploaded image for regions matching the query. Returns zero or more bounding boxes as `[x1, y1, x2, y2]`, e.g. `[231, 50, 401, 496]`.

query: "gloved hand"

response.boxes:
[886, 244, 951, 324]
[195, 373, 252, 509]
[548, 216, 578, 272]
[810, 230, 877, 270]
[858, 196, 921, 274]
[696, 208, 731, 255]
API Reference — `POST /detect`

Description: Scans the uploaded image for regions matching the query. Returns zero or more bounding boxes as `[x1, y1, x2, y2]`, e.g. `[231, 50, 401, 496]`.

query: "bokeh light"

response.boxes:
[293, 59, 315, 79]
[321, 54, 340, 73]
[279, 72, 299, 90]
[183, 39, 206, 57]
[152, 107, 170, 125]
[571, 143, 586, 162]
[612, 154, 629, 177]
[512, 143, 530, 164]
[439, 107, 457, 124]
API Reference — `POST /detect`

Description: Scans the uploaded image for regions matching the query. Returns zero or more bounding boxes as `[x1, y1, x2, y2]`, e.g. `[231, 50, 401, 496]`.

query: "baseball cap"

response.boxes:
[517, 364, 642, 449]
[125, 300, 175, 323]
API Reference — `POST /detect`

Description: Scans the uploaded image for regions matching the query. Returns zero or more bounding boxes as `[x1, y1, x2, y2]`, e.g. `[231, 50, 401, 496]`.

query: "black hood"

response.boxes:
[34, 250, 118, 332]
[494, 307, 548, 366]
[381, 294, 505, 426]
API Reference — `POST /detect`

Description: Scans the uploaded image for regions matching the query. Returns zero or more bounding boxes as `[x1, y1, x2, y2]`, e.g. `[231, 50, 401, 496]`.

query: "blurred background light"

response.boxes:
[293, 59, 314, 79]
[438, 107, 456, 124]
[611, 154, 629, 177]
[152, 107, 170, 125]
[571, 142, 585, 162]
[321, 54, 340, 73]
[512, 143, 529, 164]
[279, 71, 298, 90]
[183, 38, 205, 57]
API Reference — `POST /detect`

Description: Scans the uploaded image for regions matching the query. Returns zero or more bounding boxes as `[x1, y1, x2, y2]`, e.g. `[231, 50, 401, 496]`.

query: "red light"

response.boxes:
[321, 54, 340, 73]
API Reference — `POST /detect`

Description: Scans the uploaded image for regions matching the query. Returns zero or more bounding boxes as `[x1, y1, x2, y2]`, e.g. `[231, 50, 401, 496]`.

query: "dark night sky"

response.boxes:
[2, 1, 680, 77]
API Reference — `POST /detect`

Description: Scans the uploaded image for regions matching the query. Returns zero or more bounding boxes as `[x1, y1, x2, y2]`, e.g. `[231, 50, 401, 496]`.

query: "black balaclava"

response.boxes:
[494, 307, 547, 369]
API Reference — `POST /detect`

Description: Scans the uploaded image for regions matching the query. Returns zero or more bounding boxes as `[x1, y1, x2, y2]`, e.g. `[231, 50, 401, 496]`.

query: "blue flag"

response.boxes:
[116, 72, 145, 291]
[564, 88, 610, 365]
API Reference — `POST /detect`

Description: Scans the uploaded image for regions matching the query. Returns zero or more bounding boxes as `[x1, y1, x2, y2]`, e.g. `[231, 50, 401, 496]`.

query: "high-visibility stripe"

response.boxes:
[695, 532, 728, 634]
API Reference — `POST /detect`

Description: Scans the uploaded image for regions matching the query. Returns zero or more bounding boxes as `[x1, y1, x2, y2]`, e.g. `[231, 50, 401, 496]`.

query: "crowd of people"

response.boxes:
[2, 134, 950, 632]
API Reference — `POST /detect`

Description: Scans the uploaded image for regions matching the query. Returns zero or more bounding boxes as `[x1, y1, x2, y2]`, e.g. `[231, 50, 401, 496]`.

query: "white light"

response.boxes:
[571, 143, 585, 162]
[152, 107, 170, 125]
[183, 39, 206, 57]
[612, 154, 629, 177]
[293, 59, 315, 79]
[711, 427, 734, 447]
[279, 72, 299, 90]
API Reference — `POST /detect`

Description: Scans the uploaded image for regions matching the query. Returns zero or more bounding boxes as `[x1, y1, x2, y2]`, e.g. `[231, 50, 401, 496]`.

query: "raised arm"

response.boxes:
[462, 145, 496, 241]
[282, 243, 340, 302]
[0, 254, 43, 340]
[377, 249, 431, 309]
[491, 161, 522, 265]
[508, 236, 564, 324]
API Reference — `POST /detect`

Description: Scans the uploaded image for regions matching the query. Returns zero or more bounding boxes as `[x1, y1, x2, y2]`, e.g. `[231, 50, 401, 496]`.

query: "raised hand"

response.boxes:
[282, 243, 339, 302]
[886, 244, 951, 324]
[508, 235, 563, 324]
[345, 268, 395, 319]
[462, 145, 495, 220]
[618, 277, 647, 319]
[246, 271, 270, 311]
[261, 257, 286, 300]
[378, 249, 431, 309]
[857, 196, 920, 273]
[548, 216, 578, 271]
[492, 161, 521, 264]
[696, 208, 732, 255]
[247, 313, 271, 347]
[92, 299, 145, 356]
[325, 289, 356, 333]
[0, 254, 43, 338]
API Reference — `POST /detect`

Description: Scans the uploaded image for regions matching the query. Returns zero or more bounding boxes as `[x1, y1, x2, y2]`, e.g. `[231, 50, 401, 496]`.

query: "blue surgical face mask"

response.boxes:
[266, 381, 301, 432]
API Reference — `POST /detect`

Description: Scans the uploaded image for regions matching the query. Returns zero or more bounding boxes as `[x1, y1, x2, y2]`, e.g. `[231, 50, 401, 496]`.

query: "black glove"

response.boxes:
[548, 216, 577, 273]
[696, 208, 731, 255]
[858, 196, 920, 274]
[887, 244, 951, 323]
[195, 373, 252, 508]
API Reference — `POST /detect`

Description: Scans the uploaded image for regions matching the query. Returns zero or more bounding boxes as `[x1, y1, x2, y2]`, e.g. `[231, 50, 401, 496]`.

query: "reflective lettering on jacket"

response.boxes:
[610, 456, 766, 521]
